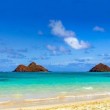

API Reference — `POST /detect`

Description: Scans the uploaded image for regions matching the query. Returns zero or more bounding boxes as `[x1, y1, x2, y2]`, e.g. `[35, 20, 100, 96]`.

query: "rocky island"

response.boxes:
[89, 63, 110, 72]
[14, 62, 48, 72]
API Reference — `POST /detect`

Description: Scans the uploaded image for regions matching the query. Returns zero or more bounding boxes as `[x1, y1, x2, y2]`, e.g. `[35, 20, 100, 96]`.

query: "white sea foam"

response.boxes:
[83, 87, 93, 90]
[25, 92, 110, 102]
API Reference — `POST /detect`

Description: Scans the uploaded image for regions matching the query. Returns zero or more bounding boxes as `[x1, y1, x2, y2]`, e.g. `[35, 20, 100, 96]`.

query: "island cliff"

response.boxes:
[14, 62, 48, 72]
[89, 63, 110, 72]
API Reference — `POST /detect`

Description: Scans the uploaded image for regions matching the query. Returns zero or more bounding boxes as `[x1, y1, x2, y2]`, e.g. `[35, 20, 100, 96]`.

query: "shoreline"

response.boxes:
[2, 98, 110, 110]
[0, 93, 110, 110]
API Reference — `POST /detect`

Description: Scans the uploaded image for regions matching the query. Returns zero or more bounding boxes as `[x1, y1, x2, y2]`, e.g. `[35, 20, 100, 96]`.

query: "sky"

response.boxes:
[0, 0, 110, 72]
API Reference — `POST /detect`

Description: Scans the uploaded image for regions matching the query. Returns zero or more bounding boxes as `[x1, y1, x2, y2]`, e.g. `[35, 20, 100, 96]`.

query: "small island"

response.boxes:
[13, 62, 48, 72]
[89, 63, 110, 72]
[14, 62, 110, 72]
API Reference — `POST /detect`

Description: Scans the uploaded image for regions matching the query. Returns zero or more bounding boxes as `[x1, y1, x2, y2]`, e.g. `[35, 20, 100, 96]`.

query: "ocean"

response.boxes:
[0, 72, 110, 105]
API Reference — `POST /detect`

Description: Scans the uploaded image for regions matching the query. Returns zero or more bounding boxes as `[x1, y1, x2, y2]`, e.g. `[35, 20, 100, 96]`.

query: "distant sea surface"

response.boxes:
[0, 72, 110, 104]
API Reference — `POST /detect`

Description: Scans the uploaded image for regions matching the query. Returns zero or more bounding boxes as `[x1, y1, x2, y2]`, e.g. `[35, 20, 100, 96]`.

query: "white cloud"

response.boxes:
[64, 37, 90, 49]
[49, 20, 90, 49]
[47, 45, 71, 55]
[49, 20, 75, 38]
[59, 46, 71, 54]
[93, 26, 105, 32]
[47, 45, 57, 51]
[59, 46, 68, 52]
[47, 45, 57, 55]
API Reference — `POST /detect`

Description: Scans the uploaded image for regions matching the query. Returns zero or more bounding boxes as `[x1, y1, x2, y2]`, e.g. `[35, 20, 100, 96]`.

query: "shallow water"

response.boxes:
[0, 72, 110, 103]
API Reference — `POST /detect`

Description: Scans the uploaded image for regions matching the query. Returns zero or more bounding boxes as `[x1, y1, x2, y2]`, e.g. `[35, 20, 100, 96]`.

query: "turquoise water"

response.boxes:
[0, 72, 110, 102]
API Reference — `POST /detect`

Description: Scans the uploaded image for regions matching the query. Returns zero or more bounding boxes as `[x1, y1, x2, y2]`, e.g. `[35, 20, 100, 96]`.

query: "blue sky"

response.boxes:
[0, 0, 110, 71]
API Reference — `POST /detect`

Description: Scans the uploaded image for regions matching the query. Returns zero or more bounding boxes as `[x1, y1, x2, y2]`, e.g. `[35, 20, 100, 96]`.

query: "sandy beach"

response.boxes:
[1, 98, 110, 110]
[0, 72, 110, 110]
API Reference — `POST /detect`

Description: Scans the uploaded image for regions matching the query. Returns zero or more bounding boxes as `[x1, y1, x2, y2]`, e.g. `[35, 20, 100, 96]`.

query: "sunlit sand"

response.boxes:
[2, 98, 110, 110]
